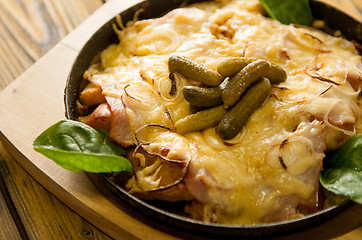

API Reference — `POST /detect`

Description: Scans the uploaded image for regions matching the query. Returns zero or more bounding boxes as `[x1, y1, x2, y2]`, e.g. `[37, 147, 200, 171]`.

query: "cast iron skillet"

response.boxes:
[65, 0, 361, 238]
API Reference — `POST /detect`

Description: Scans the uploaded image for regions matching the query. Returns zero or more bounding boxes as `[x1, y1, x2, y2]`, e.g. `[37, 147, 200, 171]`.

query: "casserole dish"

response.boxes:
[65, 0, 361, 238]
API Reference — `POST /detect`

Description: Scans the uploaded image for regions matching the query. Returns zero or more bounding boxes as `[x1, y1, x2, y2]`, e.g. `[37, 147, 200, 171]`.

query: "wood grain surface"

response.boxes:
[0, 164, 23, 240]
[0, 0, 106, 88]
[0, 0, 361, 240]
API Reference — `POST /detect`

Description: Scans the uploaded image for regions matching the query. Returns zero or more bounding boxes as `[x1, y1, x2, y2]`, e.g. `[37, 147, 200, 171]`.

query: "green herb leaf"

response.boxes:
[259, 0, 312, 25]
[320, 134, 362, 204]
[33, 120, 132, 173]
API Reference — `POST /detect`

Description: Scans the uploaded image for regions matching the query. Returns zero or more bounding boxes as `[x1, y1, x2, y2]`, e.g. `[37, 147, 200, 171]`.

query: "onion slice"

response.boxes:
[131, 145, 190, 191]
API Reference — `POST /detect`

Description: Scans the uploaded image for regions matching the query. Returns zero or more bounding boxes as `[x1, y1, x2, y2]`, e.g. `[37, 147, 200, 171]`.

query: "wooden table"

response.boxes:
[0, 0, 361, 239]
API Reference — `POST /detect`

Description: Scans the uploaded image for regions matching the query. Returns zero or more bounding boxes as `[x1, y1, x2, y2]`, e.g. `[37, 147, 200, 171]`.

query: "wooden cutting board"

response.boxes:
[0, 0, 361, 239]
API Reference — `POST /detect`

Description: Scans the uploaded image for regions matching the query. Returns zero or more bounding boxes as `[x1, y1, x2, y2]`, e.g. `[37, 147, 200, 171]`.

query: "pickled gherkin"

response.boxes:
[175, 105, 227, 135]
[182, 85, 222, 107]
[171, 56, 280, 139]
[217, 77, 271, 140]
[217, 57, 252, 77]
[217, 57, 287, 84]
[168, 55, 223, 86]
[265, 64, 287, 84]
[222, 59, 271, 107]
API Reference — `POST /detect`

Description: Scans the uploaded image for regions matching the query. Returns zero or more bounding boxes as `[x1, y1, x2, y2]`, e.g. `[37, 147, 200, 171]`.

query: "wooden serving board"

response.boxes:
[0, 0, 361, 239]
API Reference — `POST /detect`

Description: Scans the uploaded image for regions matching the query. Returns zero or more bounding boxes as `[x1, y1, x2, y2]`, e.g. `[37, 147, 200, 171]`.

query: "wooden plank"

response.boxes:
[0, 197, 22, 240]
[0, 141, 112, 240]
[0, 163, 23, 240]
[0, 0, 104, 90]
[61, 0, 141, 52]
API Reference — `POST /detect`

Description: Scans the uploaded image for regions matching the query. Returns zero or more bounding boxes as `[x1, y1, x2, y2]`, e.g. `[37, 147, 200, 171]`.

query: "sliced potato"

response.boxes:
[79, 82, 105, 106]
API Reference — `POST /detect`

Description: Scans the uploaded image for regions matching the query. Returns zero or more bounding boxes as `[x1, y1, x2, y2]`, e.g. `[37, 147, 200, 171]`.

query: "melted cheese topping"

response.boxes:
[85, 0, 362, 224]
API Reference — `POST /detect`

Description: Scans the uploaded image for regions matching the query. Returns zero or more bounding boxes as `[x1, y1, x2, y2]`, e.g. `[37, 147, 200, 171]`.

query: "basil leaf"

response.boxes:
[33, 120, 132, 173]
[320, 134, 362, 204]
[259, 0, 312, 25]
